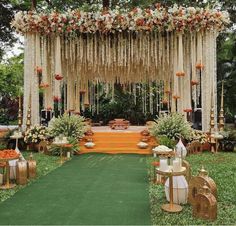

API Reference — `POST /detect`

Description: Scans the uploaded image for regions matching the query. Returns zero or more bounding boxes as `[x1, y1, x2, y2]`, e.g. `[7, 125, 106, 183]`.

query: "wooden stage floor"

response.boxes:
[90, 126, 146, 132]
[79, 126, 154, 155]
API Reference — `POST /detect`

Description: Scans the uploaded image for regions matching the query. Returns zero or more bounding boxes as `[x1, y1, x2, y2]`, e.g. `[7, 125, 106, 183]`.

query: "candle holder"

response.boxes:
[26, 106, 31, 131]
[18, 95, 23, 131]
[219, 80, 225, 132]
[209, 107, 216, 153]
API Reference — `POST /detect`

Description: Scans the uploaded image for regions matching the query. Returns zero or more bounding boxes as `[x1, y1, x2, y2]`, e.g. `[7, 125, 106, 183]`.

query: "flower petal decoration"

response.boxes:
[162, 99, 168, 104]
[164, 90, 171, 94]
[39, 82, 49, 89]
[183, 108, 192, 113]
[36, 66, 42, 74]
[176, 71, 185, 77]
[46, 107, 52, 111]
[55, 74, 63, 80]
[53, 96, 61, 102]
[196, 63, 204, 70]
[11, 6, 230, 35]
[173, 95, 180, 100]
[191, 80, 199, 86]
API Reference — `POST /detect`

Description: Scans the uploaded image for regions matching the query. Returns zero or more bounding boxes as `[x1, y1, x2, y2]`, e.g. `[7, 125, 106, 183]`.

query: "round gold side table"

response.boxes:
[157, 166, 186, 213]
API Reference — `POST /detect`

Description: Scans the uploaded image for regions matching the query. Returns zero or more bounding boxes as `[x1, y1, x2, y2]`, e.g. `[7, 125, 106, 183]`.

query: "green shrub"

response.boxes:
[49, 114, 87, 139]
[150, 113, 192, 140]
[158, 135, 176, 149]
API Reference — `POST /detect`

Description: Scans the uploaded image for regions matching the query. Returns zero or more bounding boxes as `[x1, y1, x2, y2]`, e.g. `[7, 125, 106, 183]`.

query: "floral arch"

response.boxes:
[12, 4, 230, 131]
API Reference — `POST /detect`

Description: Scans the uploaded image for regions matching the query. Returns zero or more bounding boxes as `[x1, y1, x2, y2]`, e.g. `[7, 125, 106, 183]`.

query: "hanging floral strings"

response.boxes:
[13, 5, 229, 131]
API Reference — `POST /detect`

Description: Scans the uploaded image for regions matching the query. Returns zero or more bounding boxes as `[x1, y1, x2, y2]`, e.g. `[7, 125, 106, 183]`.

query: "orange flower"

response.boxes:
[53, 96, 61, 102]
[184, 108, 192, 113]
[162, 99, 168, 104]
[196, 63, 204, 70]
[36, 66, 42, 74]
[0, 150, 19, 159]
[136, 18, 145, 26]
[191, 80, 199, 86]
[176, 71, 185, 77]
[55, 74, 63, 80]
[164, 90, 171, 94]
[39, 83, 49, 89]
[152, 161, 160, 167]
[46, 107, 52, 111]
[173, 95, 180, 100]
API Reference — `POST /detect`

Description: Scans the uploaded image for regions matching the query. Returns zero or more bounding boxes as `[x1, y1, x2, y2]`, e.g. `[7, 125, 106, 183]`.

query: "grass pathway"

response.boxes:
[0, 154, 150, 225]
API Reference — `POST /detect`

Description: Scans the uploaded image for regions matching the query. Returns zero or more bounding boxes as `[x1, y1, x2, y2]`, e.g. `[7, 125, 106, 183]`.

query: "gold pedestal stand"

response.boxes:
[0, 156, 19, 189]
[157, 166, 186, 213]
[52, 142, 69, 164]
[153, 150, 175, 185]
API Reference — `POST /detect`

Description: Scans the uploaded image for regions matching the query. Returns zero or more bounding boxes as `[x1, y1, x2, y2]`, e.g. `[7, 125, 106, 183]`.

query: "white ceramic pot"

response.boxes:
[165, 175, 188, 204]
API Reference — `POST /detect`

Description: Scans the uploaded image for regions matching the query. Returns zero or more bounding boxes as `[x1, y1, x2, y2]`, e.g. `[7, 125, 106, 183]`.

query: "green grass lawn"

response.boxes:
[0, 152, 60, 203]
[148, 152, 236, 225]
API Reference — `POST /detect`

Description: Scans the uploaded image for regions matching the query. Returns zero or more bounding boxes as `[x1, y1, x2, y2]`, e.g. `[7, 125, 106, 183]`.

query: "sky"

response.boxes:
[3, 34, 24, 60]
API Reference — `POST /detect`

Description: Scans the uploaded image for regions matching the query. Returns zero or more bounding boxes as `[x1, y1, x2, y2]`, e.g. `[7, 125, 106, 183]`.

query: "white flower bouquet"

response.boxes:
[24, 125, 49, 144]
[150, 113, 192, 140]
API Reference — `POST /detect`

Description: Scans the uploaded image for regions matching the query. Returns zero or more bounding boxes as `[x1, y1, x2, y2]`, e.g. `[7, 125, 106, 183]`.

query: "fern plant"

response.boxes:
[150, 113, 192, 140]
[49, 114, 87, 139]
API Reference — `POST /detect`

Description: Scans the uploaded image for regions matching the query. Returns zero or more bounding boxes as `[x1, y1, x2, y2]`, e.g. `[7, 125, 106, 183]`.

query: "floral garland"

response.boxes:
[12, 4, 229, 35]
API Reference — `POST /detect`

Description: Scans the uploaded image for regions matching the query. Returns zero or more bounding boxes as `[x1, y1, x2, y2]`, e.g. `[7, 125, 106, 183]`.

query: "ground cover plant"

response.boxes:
[148, 152, 236, 225]
[0, 152, 60, 203]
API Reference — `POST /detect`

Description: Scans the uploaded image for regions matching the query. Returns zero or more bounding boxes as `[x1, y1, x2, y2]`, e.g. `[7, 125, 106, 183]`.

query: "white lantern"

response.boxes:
[165, 175, 188, 204]
[176, 139, 187, 157]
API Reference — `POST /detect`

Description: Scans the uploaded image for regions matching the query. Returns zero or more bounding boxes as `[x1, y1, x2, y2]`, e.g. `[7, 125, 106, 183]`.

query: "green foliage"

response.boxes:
[0, 152, 60, 203]
[84, 83, 159, 125]
[158, 135, 176, 149]
[148, 152, 236, 225]
[49, 114, 87, 139]
[0, 54, 23, 97]
[217, 32, 236, 122]
[0, 54, 23, 123]
[150, 113, 193, 140]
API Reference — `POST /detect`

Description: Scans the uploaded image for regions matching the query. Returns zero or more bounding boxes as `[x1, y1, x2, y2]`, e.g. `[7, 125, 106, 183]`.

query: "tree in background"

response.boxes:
[0, 53, 23, 124]
[217, 33, 236, 122]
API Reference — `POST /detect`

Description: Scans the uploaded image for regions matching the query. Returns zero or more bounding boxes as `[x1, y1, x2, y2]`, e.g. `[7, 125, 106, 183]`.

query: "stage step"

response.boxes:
[78, 131, 155, 155]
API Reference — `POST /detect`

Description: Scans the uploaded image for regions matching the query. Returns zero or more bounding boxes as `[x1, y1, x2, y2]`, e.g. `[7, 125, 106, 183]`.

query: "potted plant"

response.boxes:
[150, 113, 192, 142]
[24, 125, 49, 151]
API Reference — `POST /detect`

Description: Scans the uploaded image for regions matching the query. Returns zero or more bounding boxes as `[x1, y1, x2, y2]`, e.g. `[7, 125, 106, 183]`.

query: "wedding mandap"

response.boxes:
[11, 4, 230, 131]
